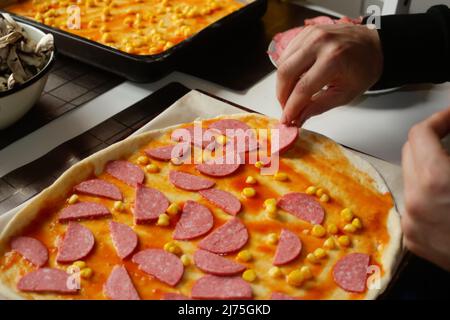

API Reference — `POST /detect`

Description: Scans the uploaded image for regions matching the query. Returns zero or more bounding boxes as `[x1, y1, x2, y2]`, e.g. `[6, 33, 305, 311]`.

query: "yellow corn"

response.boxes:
[323, 237, 336, 250]
[180, 254, 190, 266]
[313, 248, 327, 259]
[340, 208, 354, 222]
[254, 161, 264, 169]
[157, 213, 170, 226]
[311, 224, 326, 237]
[327, 223, 338, 235]
[245, 176, 257, 185]
[343, 224, 357, 233]
[264, 198, 277, 208]
[305, 186, 317, 195]
[145, 164, 159, 173]
[299, 266, 313, 280]
[266, 233, 278, 245]
[274, 172, 288, 181]
[73, 261, 86, 269]
[242, 269, 257, 282]
[268, 266, 282, 278]
[338, 235, 351, 247]
[164, 241, 182, 255]
[80, 268, 93, 279]
[265, 204, 277, 218]
[242, 187, 256, 198]
[216, 135, 227, 145]
[166, 203, 181, 216]
[287, 270, 304, 287]
[113, 201, 125, 212]
[170, 157, 183, 166]
[67, 194, 79, 204]
[306, 253, 319, 264]
[87, 20, 98, 28]
[137, 155, 149, 165]
[315, 188, 324, 197]
[352, 218, 363, 229]
[319, 194, 330, 203]
[236, 250, 252, 262]
[101, 33, 112, 43]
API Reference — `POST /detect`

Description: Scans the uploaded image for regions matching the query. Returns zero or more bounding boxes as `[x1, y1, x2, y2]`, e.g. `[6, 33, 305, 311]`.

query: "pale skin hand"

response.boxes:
[401, 107, 450, 271]
[276, 24, 383, 126]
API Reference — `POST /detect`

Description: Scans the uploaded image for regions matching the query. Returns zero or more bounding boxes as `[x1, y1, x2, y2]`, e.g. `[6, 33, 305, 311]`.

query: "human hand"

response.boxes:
[401, 107, 450, 271]
[276, 24, 383, 126]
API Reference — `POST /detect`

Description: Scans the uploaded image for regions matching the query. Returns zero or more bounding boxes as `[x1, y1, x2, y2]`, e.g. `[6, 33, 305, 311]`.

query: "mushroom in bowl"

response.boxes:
[0, 13, 55, 129]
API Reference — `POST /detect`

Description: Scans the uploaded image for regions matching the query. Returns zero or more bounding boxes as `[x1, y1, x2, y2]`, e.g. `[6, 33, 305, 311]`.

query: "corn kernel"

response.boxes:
[216, 135, 227, 145]
[299, 266, 313, 280]
[263, 198, 277, 208]
[137, 155, 149, 165]
[245, 176, 257, 185]
[305, 186, 317, 195]
[88, 20, 98, 28]
[113, 201, 125, 212]
[338, 235, 351, 247]
[254, 161, 264, 169]
[80, 268, 93, 279]
[352, 218, 363, 229]
[236, 250, 252, 262]
[287, 270, 304, 286]
[327, 223, 338, 235]
[319, 194, 330, 203]
[343, 223, 357, 233]
[166, 203, 180, 216]
[265, 204, 277, 216]
[311, 224, 326, 238]
[315, 188, 324, 197]
[145, 163, 159, 173]
[266, 233, 278, 245]
[268, 266, 282, 278]
[164, 241, 182, 255]
[180, 254, 190, 266]
[313, 248, 327, 259]
[242, 269, 257, 282]
[101, 33, 112, 43]
[170, 157, 183, 166]
[73, 261, 86, 269]
[157, 213, 170, 226]
[340, 208, 353, 222]
[306, 253, 319, 264]
[274, 172, 288, 181]
[242, 187, 256, 198]
[67, 194, 79, 204]
[323, 237, 336, 250]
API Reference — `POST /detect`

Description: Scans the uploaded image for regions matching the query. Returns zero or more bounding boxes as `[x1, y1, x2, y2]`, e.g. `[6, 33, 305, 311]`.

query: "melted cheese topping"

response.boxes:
[5, 0, 244, 55]
[0, 115, 393, 300]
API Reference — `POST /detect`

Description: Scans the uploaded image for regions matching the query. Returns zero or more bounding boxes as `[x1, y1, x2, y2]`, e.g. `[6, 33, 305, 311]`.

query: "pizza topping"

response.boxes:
[136, 155, 150, 165]
[161, 292, 192, 300]
[67, 194, 79, 204]
[57, 222, 95, 263]
[113, 201, 126, 212]
[340, 208, 354, 222]
[271, 124, 298, 154]
[333, 253, 370, 293]
[191, 275, 252, 300]
[343, 223, 357, 233]
[58, 202, 111, 223]
[105, 160, 145, 187]
[311, 224, 327, 238]
[18, 268, 78, 294]
[196, 160, 241, 177]
[313, 248, 328, 260]
[271, 292, 295, 300]
[134, 184, 170, 224]
[198, 218, 248, 254]
[109, 221, 138, 259]
[266, 233, 279, 245]
[277, 193, 325, 225]
[242, 269, 257, 282]
[104, 265, 140, 300]
[306, 253, 320, 264]
[194, 249, 246, 276]
[241, 187, 256, 198]
[236, 250, 253, 262]
[180, 254, 191, 266]
[245, 176, 257, 184]
[324, 237, 336, 250]
[287, 269, 305, 287]
[352, 218, 363, 229]
[300, 266, 313, 280]
[273, 229, 302, 266]
[132, 249, 184, 287]
[74, 179, 123, 201]
[169, 170, 215, 191]
[338, 235, 352, 247]
[208, 119, 257, 153]
[208, 119, 251, 137]
[268, 266, 283, 278]
[11, 237, 48, 267]
[173, 200, 214, 240]
[327, 223, 339, 235]
[273, 172, 289, 182]
[166, 203, 181, 216]
[164, 241, 183, 256]
[171, 126, 217, 150]
[145, 145, 186, 161]
[157, 213, 171, 227]
[305, 185, 317, 195]
[145, 163, 160, 173]
[199, 189, 241, 216]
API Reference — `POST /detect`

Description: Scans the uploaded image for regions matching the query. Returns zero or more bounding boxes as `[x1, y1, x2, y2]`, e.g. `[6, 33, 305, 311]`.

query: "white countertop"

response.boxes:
[1, 69, 449, 177]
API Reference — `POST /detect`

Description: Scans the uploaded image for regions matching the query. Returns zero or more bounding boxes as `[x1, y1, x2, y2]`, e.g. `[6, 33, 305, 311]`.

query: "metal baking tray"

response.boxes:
[2, 0, 267, 82]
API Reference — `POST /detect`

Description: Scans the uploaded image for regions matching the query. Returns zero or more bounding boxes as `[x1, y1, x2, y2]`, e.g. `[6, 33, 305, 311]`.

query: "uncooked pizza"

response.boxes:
[0, 114, 402, 300]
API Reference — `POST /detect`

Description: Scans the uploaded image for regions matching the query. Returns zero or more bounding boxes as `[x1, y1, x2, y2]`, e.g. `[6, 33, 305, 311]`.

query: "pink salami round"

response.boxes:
[18, 268, 78, 293]
[109, 221, 138, 259]
[171, 126, 217, 150]
[58, 202, 111, 223]
[271, 124, 298, 154]
[105, 160, 144, 187]
[56, 222, 95, 263]
[198, 189, 241, 216]
[194, 250, 246, 276]
[198, 218, 248, 254]
[132, 249, 184, 287]
[273, 229, 302, 266]
[161, 293, 192, 300]
[191, 275, 252, 300]
[333, 253, 370, 293]
[208, 119, 251, 137]
[134, 184, 170, 224]
[11, 236, 48, 267]
[277, 193, 325, 225]
[169, 170, 215, 191]
[73, 179, 122, 200]
[196, 160, 241, 177]
[271, 292, 295, 300]
[104, 265, 140, 300]
[304, 16, 335, 26]
[173, 200, 214, 240]
[145, 145, 186, 161]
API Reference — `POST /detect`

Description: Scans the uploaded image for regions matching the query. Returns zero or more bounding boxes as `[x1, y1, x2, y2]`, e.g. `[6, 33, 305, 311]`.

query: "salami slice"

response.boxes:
[145, 145, 186, 161]
[17, 268, 78, 293]
[196, 160, 241, 177]
[332, 253, 370, 293]
[304, 16, 335, 26]
[56, 222, 95, 263]
[134, 184, 170, 224]
[208, 119, 251, 137]
[132, 249, 184, 287]
[169, 170, 215, 191]
[277, 193, 325, 225]
[273, 229, 302, 266]
[171, 126, 217, 150]
[270, 27, 303, 62]
[109, 221, 138, 259]
[104, 265, 140, 300]
[173, 200, 214, 240]
[161, 293, 192, 300]
[11, 236, 48, 267]
[191, 275, 252, 300]
[105, 160, 144, 187]
[58, 202, 111, 223]
[198, 189, 241, 216]
[73, 179, 122, 200]
[271, 124, 298, 154]
[271, 292, 295, 300]
[194, 250, 246, 276]
[198, 218, 248, 254]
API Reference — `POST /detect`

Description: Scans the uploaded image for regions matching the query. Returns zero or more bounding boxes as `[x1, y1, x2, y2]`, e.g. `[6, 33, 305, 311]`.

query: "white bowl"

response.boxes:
[0, 22, 55, 130]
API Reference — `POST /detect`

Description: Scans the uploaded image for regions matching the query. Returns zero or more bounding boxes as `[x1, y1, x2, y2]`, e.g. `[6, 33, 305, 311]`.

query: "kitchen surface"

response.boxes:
[0, 0, 449, 300]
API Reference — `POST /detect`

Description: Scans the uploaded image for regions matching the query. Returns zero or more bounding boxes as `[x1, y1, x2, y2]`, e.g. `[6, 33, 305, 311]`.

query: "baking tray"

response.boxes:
[1, 0, 267, 82]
